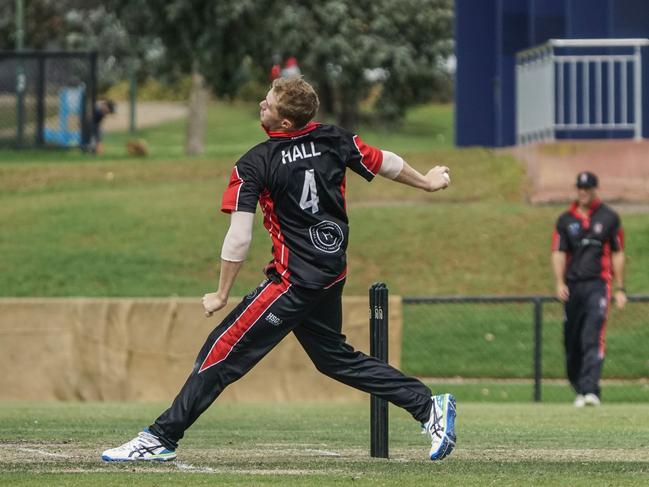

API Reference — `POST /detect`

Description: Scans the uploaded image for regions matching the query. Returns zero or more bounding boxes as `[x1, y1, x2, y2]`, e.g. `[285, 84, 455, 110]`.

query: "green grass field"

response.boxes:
[1, 101, 648, 297]
[1, 401, 648, 486]
[403, 300, 649, 381]
[2, 100, 648, 387]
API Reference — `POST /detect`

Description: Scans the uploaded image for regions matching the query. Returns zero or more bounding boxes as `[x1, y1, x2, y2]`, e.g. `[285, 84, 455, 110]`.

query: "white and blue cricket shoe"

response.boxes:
[101, 430, 176, 462]
[423, 393, 456, 461]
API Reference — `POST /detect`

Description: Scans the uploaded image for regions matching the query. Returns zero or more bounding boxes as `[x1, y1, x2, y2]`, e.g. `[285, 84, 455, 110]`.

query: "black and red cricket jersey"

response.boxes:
[221, 122, 383, 289]
[551, 199, 624, 283]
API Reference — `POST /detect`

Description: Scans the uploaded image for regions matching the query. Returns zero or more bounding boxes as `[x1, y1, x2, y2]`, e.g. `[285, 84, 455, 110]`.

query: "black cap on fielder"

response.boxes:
[576, 171, 598, 189]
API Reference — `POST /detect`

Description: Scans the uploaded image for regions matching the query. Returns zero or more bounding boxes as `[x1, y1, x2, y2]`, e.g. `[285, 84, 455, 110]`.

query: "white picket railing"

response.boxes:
[516, 38, 649, 144]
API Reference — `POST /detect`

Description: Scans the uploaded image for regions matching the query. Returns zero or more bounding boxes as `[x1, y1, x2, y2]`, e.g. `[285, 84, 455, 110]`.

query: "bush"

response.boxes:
[236, 78, 269, 103]
[103, 76, 192, 102]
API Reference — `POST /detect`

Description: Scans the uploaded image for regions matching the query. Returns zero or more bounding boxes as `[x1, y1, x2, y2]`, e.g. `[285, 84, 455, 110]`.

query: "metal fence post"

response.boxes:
[15, 0, 25, 149]
[35, 56, 45, 147]
[633, 45, 643, 140]
[533, 298, 543, 402]
[370, 282, 389, 458]
[89, 51, 98, 144]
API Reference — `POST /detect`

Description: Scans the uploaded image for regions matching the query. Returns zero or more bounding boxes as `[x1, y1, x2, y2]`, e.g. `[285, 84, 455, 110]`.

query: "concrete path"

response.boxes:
[102, 101, 187, 133]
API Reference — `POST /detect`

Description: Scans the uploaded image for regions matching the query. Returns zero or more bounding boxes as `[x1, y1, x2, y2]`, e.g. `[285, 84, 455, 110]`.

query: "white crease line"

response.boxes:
[175, 462, 218, 473]
[175, 462, 326, 475]
[17, 447, 70, 458]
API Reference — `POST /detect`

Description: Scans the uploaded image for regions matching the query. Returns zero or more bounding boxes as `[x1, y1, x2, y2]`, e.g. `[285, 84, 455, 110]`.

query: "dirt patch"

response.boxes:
[3, 440, 645, 474]
[0, 441, 94, 464]
[0, 441, 356, 475]
[508, 140, 649, 204]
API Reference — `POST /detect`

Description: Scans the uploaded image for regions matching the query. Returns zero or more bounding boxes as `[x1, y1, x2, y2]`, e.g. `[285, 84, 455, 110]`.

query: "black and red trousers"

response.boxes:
[564, 279, 610, 398]
[149, 276, 433, 450]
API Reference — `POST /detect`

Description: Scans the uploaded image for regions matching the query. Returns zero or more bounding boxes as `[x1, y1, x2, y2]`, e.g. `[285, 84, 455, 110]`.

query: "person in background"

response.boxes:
[281, 56, 301, 78]
[551, 171, 627, 408]
[269, 53, 282, 81]
[91, 99, 115, 155]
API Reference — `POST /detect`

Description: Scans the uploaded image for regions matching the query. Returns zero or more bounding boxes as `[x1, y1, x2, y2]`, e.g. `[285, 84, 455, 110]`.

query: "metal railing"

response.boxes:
[516, 38, 649, 144]
[402, 294, 649, 402]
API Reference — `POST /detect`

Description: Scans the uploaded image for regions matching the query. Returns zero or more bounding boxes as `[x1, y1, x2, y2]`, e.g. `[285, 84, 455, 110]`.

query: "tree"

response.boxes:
[261, 0, 453, 129]
[0, 1, 160, 92]
[114, 0, 451, 148]
[4, 1, 452, 150]
[116, 0, 269, 155]
[0, 0, 68, 50]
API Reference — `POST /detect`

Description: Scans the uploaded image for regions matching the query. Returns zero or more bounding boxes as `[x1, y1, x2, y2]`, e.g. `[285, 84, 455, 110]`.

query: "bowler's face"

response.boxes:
[259, 89, 282, 130]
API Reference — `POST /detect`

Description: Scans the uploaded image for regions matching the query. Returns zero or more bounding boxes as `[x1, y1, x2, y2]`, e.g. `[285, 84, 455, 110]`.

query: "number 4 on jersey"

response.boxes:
[300, 169, 320, 214]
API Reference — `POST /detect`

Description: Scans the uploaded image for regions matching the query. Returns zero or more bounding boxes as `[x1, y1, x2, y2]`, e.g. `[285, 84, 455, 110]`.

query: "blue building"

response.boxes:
[455, 0, 649, 147]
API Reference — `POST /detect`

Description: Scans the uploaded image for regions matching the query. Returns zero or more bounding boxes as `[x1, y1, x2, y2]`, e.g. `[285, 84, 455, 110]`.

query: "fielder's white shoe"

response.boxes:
[584, 393, 601, 407]
[423, 393, 457, 461]
[101, 430, 176, 462]
[573, 394, 586, 408]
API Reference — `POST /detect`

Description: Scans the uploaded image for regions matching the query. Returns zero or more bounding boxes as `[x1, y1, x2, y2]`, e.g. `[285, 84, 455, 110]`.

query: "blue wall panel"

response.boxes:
[612, 0, 649, 137]
[529, 0, 565, 44]
[566, 0, 610, 38]
[497, 0, 531, 146]
[455, 0, 497, 146]
[612, 0, 649, 38]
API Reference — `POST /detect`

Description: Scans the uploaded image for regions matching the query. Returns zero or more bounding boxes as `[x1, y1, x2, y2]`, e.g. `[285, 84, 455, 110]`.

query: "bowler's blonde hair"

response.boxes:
[271, 77, 319, 129]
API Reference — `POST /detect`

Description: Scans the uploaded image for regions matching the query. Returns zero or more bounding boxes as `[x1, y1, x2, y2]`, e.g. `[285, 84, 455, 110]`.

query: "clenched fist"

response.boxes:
[202, 292, 228, 317]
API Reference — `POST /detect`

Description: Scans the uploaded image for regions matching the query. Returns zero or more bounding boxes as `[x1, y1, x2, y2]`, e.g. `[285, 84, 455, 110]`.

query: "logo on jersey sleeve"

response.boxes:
[309, 220, 344, 253]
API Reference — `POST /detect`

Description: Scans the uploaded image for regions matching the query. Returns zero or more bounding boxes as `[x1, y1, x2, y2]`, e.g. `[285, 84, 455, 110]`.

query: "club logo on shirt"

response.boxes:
[281, 142, 322, 164]
[593, 222, 603, 234]
[309, 220, 344, 253]
[568, 222, 581, 236]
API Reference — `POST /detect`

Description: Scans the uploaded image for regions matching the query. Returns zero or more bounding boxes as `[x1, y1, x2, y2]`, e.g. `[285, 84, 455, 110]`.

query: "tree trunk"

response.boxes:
[337, 90, 359, 132]
[185, 62, 208, 156]
[318, 81, 336, 117]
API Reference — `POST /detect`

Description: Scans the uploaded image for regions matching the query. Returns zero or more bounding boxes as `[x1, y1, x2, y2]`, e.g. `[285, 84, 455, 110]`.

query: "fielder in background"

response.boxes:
[102, 76, 456, 462]
[91, 99, 115, 155]
[551, 171, 627, 408]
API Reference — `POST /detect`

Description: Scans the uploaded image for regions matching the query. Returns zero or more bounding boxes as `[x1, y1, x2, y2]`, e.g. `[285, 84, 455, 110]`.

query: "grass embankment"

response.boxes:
[2, 102, 647, 297]
[2, 102, 648, 385]
[1, 401, 648, 486]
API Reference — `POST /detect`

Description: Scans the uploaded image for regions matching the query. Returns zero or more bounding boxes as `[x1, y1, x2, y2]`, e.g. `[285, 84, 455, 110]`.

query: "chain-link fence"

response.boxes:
[0, 51, 97, 150]
[402, 295, 649, 403]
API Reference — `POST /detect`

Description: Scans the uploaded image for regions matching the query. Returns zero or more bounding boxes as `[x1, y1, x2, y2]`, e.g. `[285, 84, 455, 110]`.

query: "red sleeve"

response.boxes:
[552, 218, 570, 252]
[612, 227, 624, 251]
[221, 167, 244, 213]
[347, 135, 383, 181]
[221, 161, 262, 214]
[551, 229, 561, 251]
